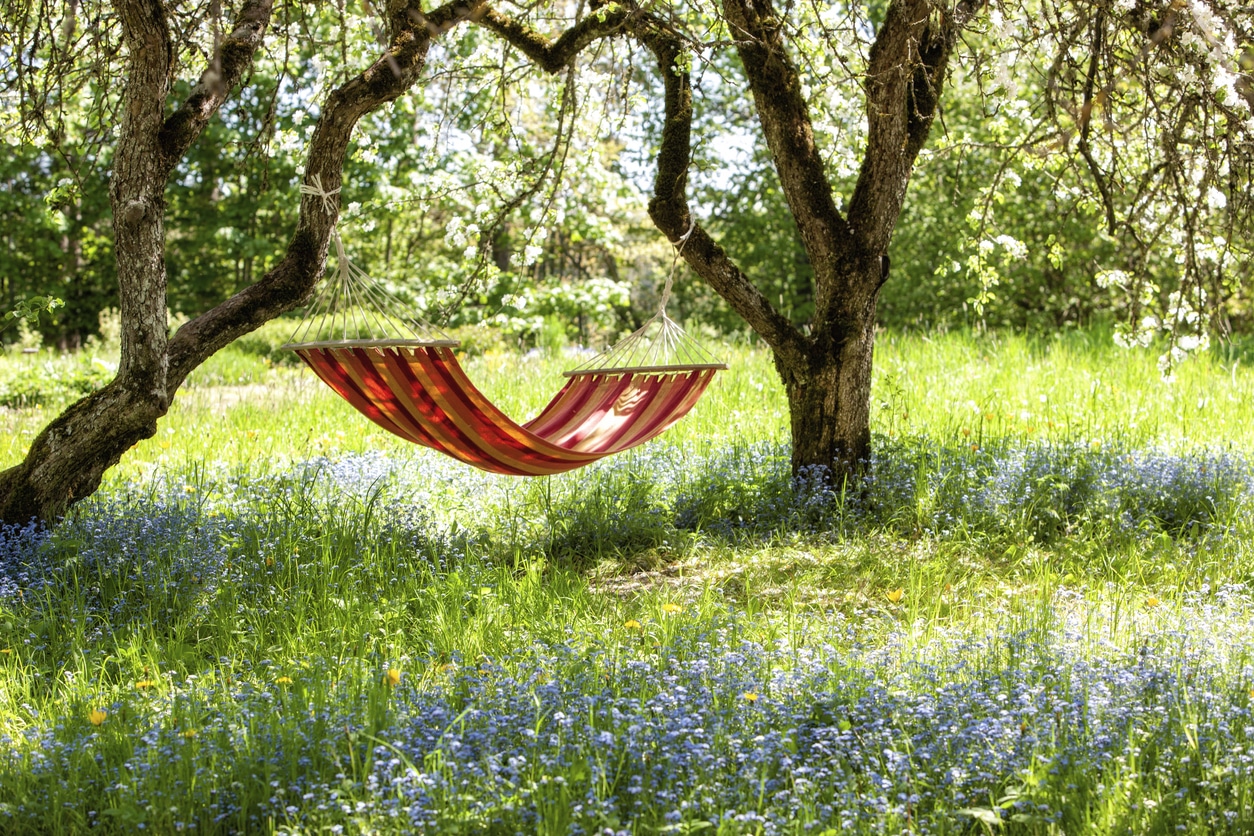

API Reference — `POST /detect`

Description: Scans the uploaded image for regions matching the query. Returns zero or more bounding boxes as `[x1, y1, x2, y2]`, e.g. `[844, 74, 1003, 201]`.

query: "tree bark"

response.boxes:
[0, 0, 484, 525]
[779, 284, 880, 481]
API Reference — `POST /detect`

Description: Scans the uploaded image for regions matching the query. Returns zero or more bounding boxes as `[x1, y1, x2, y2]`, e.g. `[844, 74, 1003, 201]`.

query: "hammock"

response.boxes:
[284, 178, 725, 476]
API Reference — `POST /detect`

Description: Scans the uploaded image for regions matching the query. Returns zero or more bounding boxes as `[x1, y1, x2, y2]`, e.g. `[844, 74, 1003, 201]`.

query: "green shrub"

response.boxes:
[0, 356, 113, 408]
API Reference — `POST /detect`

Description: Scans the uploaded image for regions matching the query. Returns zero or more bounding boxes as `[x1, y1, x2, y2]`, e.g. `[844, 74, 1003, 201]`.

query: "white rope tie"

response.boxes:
[300, 175, 351, 276]
[300, 174, 340, 216]
[658, 216, 696, 316]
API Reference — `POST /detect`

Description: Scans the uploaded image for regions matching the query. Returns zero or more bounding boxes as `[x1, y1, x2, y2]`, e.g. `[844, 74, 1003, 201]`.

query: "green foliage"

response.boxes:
[3, 296, 64, 328]
[226, 318, 306, 367]
[0, 354, 112, 409]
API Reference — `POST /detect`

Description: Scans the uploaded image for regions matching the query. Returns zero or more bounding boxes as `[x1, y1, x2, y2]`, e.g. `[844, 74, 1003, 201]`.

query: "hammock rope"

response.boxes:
[283, 174, 725, 475]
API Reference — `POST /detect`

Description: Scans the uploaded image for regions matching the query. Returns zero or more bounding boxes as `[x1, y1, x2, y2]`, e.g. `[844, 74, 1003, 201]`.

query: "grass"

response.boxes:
[2, 326, 1254, 833]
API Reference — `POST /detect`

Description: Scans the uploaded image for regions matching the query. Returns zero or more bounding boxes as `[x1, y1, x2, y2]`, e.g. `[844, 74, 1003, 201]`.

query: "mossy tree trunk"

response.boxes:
[0, 0, 485, 525]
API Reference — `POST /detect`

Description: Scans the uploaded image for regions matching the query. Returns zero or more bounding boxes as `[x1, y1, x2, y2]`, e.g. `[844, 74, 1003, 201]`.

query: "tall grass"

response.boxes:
[9, 326, 1254, 473]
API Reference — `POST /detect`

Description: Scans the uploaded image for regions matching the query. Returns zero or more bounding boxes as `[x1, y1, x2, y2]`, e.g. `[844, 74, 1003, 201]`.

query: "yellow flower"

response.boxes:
[742, 692, 759, 703]
[181, 729, 198, 739]
[265, 556, 274, 567]
[886, 588, 905, 603]
[135, 680, 155, 690]
[386, 668, 401, 687]
[0, 648, 12, 656]
[662, 603, 683, 615]
[624, 619, 642, 630]
[88, 708, 107, 726]
[1146, 596, 1160, 608]
[275, 676, 293, 685]
[439, 662, 456, 673]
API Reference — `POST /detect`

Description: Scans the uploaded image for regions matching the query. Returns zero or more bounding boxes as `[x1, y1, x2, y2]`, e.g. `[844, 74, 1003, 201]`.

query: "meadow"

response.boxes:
[3, 326, 1254, 834]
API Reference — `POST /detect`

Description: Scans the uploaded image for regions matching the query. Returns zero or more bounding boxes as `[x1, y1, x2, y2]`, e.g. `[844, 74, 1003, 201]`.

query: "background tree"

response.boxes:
[482, 0, 1253, 475]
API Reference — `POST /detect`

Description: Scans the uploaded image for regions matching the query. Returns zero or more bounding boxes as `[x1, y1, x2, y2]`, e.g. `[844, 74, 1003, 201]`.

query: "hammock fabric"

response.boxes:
[295, 344, 719, 476]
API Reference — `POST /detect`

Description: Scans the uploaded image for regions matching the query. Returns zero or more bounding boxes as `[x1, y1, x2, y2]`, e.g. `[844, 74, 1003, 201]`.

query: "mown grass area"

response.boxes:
[2, 327, 1254, 833]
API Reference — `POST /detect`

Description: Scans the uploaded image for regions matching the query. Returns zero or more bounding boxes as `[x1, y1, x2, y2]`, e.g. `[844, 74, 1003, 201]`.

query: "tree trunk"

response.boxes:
[780, 304, 878, 482]
[635, 0, 970, 480]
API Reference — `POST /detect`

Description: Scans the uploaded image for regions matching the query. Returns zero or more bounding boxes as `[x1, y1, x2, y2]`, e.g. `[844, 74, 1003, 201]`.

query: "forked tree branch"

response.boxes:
[478, 3, 633, 70]
[847, 0, 979, 257]
[722, 0, 854, 278]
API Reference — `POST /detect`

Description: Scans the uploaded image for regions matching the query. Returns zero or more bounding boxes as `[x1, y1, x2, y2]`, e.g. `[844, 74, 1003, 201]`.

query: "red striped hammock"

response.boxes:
[287, 176, 723, 475]
[295, 343, 720, 476]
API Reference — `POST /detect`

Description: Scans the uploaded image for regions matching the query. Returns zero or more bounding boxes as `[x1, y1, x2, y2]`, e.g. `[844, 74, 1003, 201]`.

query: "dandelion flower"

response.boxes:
[88, 709, 107, 726]
[135, 680, 155, 690]
[886, 588, 905, 603]
[624, 619, 642, 630]
[1146, 596, 1160, 608]
[662, 603, 683, 615]
[0, 648, 12, 656]
[275, 676, 293, 685]
[181, 729, 198, 739]
[386, 668, 401, 687]
[742, 692, 759, 702]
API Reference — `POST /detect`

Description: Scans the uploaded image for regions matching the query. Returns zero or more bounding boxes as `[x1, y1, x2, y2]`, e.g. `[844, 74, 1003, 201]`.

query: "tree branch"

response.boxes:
[1077, 11, 1119, 236]
[473, 3, 806, 362]
[477, 2, 632, 71]
[158, 0, 274, 165]
[847, 0, 976, 257]
[632, 16, 807, 364]
[722, 0, 854, 278]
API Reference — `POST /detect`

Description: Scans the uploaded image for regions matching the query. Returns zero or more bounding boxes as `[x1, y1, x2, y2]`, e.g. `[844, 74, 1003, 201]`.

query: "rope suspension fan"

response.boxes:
[283, 178, 726, 476]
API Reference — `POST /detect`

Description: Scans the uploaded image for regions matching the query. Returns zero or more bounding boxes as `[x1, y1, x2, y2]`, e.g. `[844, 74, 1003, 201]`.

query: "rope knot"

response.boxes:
[300, 174, 341, 217]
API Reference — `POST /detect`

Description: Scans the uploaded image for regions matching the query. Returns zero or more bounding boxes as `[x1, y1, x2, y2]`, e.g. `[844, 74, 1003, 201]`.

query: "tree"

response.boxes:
[0, 0, 486, 522]
[480, 0, 1252, 474]
[480, 0, 983, 478]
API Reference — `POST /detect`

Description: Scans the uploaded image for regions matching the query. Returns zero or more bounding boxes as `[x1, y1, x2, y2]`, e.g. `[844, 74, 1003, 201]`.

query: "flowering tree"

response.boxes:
[971, 0, 1253, 376]
[477, 0, 1252, 474]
